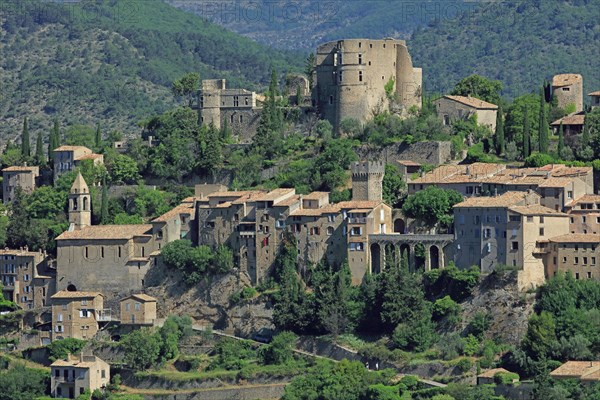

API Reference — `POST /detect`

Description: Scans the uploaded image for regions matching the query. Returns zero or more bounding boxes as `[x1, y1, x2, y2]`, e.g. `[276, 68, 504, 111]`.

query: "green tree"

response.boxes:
[523, 107, 531, 158]
[121, 328, 161, 370]
[402, 187, 462, 231]
[7, 188, 49, 250]
[21, 117, 30, 159]
[522, 311, 557, 359]
[557, 122, 565, 158]
[312, 139, 357, 191]
[254, 68, 284, 158]
[64, 125, 96, 146]
[304, 53, 315, 87]
[586, 108, 600, 158]
[35, 132, 44, 165]
[0, 364, 49, 400]
[48, 338, 86, 361]
[258, 331, 297, 365]
[48, 118, 60, 163]
[538, 88, 549, 153]
[382, 164, 405, 208]
[95, 123, 102, 151]
[197, 123, 222, 174]
[214, 245, 234, 273]
[171, 72, 200, 107]
[100, 183, 109, 225]
[107, 154, 140, 184]
[495, 105, 505, 155]
[158, 316, 181, 362]
[451, 74, 503, 104]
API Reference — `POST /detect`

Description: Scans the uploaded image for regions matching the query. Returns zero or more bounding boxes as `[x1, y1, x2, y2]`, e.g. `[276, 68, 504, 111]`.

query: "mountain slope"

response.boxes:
[0, 0, 302, 143]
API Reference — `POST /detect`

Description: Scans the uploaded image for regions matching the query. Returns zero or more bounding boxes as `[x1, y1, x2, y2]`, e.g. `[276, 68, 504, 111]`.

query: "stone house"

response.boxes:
[51, 353, 110, 398]
[550, 361, 600, 383]
[2, 165, 39, 204]
[552, 74, 584, 113]
[50, 291, 107, 341]
[55, 174, 160, 297]
[564, 194, 600, 234]
[0, 248, 54, 309]
[453, 191, 570, 289]
[433, 95, 498, 131]
[550, 113, 585, 137]
[53, 145, 104, 181]
[590, 91, 600, 110]
[151, 197, 196, 245]
[543, 234, 600, 280]
[314, 38, 422, 132]
[196, 79, 262, 143]
[119, 293, 156, 325]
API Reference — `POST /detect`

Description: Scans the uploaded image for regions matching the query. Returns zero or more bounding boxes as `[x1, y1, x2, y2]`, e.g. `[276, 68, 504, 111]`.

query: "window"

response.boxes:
[512, 228, 518, 237]
[539, 228, 544, 236]
[575, 257, 579, 264]
[339, 71, 343, 82]
[588, 272, 592, 279]
[358, 71, 363, 82]
[329, 95, 334, 105]
[593, 257, 596, 265]
[55, 325, 63, 333]
[24, 274, 30, 281]
[509, 215, 521, 222]
[583, 216, 587, 223]
[584, 257, 588, 264]
[101, 247, 104, 258]
[484, 228, 492, 238]
[466, 186, 474, 195]
[539, 216, 544, 223]
[562, 87, 570, 91]
[443, 115, 450, 125]
[576, 272, 580, 280]
[125, 303, 130, 311]
[349, 242, 364, 251]
[80, 310, 89, 318]
[135, 302, 140, 311]
[568, 191, 573, 199]
[511, 242, 519, 250]
[350, 227, 362, 236]
[57, 313, 63, 322]
[358, 54, 362, 64]
[81, 299, 87, 306]
[102, 370, 106, 379]
[327, 214, 335, 222]
[486, 243, 492, 253]
[55, 369, 60, 377]
[563, 257, 567, 263]
[527, 216, 533, 222]
[459, 215, 465, 224]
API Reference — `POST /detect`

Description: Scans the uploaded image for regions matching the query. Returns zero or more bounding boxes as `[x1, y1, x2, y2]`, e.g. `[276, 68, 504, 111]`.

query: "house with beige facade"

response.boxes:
[53, 145, 104, 181]
[51, 353, 110, 398]
[2, 165, 39, 204]
[55, 174, 160, 297]
[120, 293, 157, 325]
[453, 191, 570, 290]
[50, 291, 107, 341]
[433, 95, 498, 131]
[543, 234, 599, 280]
[0, 248, 54, 309]
[564, 194, 600, 234]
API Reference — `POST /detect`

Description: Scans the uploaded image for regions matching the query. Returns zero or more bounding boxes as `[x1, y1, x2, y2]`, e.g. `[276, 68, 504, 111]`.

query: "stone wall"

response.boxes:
[354, 141, 452, 166]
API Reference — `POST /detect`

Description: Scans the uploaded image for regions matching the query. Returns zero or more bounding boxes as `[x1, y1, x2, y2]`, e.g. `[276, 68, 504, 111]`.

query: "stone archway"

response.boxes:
[67, 284, 77, 292]
[393, 219, 406, 233]
[370, 243, 381, 274]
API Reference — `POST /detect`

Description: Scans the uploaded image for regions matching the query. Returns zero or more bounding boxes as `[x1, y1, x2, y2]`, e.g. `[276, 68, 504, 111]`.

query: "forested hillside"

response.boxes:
[409, 0, 600, 97]
[0, 0, 302, 142]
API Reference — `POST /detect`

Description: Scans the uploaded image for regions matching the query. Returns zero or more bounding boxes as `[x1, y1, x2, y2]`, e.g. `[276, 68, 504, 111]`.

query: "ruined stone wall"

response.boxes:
[354, 141, 452, 166]
[219, 109, 261, 144]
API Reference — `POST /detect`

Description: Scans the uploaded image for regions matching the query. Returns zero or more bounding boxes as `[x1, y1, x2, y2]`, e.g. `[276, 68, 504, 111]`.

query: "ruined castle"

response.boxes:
[313, 38, 422, 132]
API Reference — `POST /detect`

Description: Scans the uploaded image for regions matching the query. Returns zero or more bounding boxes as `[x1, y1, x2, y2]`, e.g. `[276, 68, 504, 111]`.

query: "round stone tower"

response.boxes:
[351, 161, 385, 202]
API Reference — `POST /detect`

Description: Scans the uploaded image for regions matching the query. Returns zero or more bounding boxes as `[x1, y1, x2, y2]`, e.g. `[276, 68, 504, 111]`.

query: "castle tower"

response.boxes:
[552, 74, 583, 113]
[68, 172, 91, 230]
[351, 161, 384, 202]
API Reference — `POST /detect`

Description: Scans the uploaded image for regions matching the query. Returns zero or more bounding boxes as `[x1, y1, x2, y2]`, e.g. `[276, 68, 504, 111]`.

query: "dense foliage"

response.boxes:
[0, 364, 49, 400]
[161, 240, 234, 284]
[47, 338, 86, 362]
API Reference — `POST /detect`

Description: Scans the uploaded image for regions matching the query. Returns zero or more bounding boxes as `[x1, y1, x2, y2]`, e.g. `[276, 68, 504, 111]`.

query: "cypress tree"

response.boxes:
[557, 122, 565, 158]
[100, 181, 109, 225]
[495, 104, 505, 156]
[48, 118, 60, 163]
[21, 117, 30, 158]
[581, 113, 590, 145]
[95, 123, 102, 150]
[523, 107, 530, 159]
[538, 88, 549, 153]
[35, 132, 44, 164]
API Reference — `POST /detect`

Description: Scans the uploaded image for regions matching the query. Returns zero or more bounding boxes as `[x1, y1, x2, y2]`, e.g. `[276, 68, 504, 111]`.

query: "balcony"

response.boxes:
[348, 217, 367, 224]
[54, 376, 75, 383]
[97, 309, 112, 322]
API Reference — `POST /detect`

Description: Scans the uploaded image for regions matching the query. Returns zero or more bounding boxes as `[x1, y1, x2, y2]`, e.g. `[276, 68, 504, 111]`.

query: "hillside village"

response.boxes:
[2, 26, 600, 400]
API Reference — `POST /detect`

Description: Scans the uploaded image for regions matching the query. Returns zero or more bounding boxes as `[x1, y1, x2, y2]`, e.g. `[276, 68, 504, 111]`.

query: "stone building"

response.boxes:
[590, 91, 600, 109]
[53, 146, 104, 181]
[2, 165, 39, 204]
[51, 353, 110, 398]
[151, 197, 196, 244]
[550, 361, 600, 383]
[314, 38, 422, 132]
[433, 95, 498, 131]
[119, 293, 157, 325]
[351, 161, 384, 202]
[551, 113, 585, 137]
[196, 79, 263, 143]
[564, 194, 600, 234]
[543, 234, 600, 280]
[409, 163, 593, 212]
[0, 248, 54, 309]
[453, 191, 570, 289]
[50, 291, 108, 341]
[552, 74, 584, 113]
[55, 174, 160, 297]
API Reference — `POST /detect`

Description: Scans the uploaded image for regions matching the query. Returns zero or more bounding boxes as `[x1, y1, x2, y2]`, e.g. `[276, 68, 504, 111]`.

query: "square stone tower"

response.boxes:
[351, 161, 385, 202]
[552, 74, 583, 113]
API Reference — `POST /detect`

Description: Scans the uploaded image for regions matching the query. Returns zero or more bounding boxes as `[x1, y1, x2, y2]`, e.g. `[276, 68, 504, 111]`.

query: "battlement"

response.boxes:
[352, 161, 385, 176]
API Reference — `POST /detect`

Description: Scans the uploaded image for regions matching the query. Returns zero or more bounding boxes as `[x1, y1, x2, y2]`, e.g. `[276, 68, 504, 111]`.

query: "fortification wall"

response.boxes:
[354, 141, 452, 166]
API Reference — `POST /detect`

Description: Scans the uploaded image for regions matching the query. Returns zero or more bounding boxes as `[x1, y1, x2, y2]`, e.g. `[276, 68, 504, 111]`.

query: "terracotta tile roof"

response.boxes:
[411, 163, 506, 184]
[337, 201, 381, 209]
[549, 234, 600, 244]
[274, 195, 301, 207]
[214, 201, 232, 208]
[2, 166, 39, 173]
[477, 368, 512, 378]
[349, 208, 373, 213]
[551, 113, 585, 126]
[550, 361, 600, 379]
[537, 177, 577, 188]
[231, 191, 269, 204]
[454, 191, 530, 208]
[568, 194, 600, 205]
[208, 191, 260, 198]
[51, 290, 102, 299]
[508, 205, 567, 216]
[51, 355, 107, 368]
[181, 197, 199, 203]
[397, 160, 421, 167]
[442, 95, 498, 109]
[551, 166, 593, 177]
[302, 192, 329, 200]
[582, 369, 600, 382]
[56, 224, 153, 240]
[0, 248, 43, 257]
[589, 91, 600, 96]
[152, 203, 195, 223]
[552, 74, 582, 87]
[75, 153, 103, 161]
[121, 293, 156, 302]
[53, 145, 91, 152]
[254, 188, 295, 201]
[290, 204, 341, 217]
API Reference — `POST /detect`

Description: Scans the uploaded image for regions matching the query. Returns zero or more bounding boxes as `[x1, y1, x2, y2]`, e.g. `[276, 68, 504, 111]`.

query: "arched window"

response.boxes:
[83, 197, 88, 211]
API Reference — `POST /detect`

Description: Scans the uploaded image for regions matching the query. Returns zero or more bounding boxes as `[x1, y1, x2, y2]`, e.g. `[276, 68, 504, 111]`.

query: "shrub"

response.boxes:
[423, 265, 480, 302]
[463, 334, 480, 357]
[468, 312, 491, 339]
[358, 343, 393, 363]
[258, 331, 296, 365]
[241, 287, 258, 299]
[47, 338, 86, 361]
[432, 296, 461, 321]
[455, 357, 472, 373]
[400, 375, 419, 390]
[494, 371, 519, 385]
